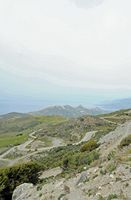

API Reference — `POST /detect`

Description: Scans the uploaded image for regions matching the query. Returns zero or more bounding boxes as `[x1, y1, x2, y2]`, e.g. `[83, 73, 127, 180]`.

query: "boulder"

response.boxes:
[12, 183, 34, 200]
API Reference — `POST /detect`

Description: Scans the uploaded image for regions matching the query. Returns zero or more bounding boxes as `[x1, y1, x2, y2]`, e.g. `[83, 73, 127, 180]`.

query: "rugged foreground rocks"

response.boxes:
[12, 183, 34, 200]
[12, 162, 131, 200]
[12, 120, 131, 200]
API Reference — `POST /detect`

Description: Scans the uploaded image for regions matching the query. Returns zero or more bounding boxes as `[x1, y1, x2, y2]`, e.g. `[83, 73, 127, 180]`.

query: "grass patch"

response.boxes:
[33, 115, 67, 125]
[0, 115, 67, 150]
[0, 115, 67, 134]
[0, 133, 28, 149]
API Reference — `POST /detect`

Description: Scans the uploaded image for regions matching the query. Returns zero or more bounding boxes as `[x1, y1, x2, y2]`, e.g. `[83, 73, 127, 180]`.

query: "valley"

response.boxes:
[0, 109, 131, 200]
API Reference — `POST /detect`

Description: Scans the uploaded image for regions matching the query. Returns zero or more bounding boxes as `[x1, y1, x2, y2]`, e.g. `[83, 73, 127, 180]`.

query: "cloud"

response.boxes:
[70, 0, 104, 8]
[0, 45, 131, 92]
[0, 0, 131, 98]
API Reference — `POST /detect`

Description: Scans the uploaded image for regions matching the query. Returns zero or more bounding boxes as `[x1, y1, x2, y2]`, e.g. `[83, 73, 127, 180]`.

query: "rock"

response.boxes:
[76, 172, 88, 186]
[109, 181, 114, 185]
[94, 168, 98, 173]
[55, 181, 63, 188]
[96, 192, 101, 196]
[64, 185, 70, 194]
[12, 183, 34, 200]
[98, 186, 102, 190]
[110, 174, 115, 179]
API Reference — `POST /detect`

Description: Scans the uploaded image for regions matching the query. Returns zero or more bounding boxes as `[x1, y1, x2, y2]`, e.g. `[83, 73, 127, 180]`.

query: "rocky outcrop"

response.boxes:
[12, 183, 34, 200]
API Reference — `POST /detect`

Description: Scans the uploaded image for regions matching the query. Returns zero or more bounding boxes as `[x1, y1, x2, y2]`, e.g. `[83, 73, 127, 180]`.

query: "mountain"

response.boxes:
[30, 105, 107, 117]
[100, 98, 131, 111]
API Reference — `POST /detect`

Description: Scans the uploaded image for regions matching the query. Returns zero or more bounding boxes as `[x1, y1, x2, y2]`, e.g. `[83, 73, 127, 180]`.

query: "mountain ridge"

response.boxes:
[30, 105, 107, 117]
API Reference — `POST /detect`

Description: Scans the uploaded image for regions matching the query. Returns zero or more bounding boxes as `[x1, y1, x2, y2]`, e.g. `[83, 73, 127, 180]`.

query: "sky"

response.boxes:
[0, 0, 131, 113]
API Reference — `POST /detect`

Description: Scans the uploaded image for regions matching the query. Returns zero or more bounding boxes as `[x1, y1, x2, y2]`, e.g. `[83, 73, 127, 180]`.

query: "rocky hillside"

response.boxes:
[0, 109, 130, 200]
[12, 121, 131, 200]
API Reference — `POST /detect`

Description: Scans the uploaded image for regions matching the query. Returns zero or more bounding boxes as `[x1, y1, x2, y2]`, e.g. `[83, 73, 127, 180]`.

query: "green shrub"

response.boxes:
[63, 158, 69, 169]
[98, 195, 106, 200]
[107, 151, 115, 161]
[100, 169, 107, 175]
[107, 194, 118, 200]
[0, 162, 42, 200]
[69, 150, 99, 170]
[80, 139, 99, 152]
[106, 163, 116, 173]
[119, 135, 131, 148]
[58, 194, 66, 200]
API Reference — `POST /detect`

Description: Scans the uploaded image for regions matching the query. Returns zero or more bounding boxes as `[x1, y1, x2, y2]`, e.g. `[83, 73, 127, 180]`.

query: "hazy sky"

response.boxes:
[0, 0, 131, 113]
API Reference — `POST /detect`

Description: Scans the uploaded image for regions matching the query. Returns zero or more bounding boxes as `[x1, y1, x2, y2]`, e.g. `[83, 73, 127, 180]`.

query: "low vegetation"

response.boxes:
[0, 116, 67, 150]
[0, 133, 28, 149]
[31, 143, 100, 176]
[0, 115, 67, 134]
[0, 112, 116, 151]
[94, 124, 116, 141]
[0, 109, 131, 199]
[119, 135, 131, 148]
[0, 142, 100, 199]
[36, 115, 109, 143]
[106, 162, 117, 173]
[107, 194, 118, 200]
[0, 162, 42, 200]
[99, 109, 131, 125]
[98, 194, 118, 200]
[80, 139, 99, 152]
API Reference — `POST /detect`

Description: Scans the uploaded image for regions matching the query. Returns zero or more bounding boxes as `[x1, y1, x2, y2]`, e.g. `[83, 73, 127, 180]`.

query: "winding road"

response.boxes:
[0, 131, 37, 160]
[0, 130, 97, 166]
[1, 116, 130, 167]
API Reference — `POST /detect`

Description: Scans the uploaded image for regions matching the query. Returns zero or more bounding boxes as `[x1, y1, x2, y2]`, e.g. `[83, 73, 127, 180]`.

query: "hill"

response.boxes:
[0, 112, 29, 119]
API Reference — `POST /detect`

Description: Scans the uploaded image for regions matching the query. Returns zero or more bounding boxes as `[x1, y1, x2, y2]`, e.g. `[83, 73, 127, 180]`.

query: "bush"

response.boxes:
[63, 158, 69, 169]
[0, 162, 42, 200]
[106, 163, 116, 173]
[98, 195, 106, 200]
[61, 150, 99, 173]
[107, 151, 115, 161]
[119, 135, 131, 148]
[107, 194, 118, 200]
[80, 139, 99, 152]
